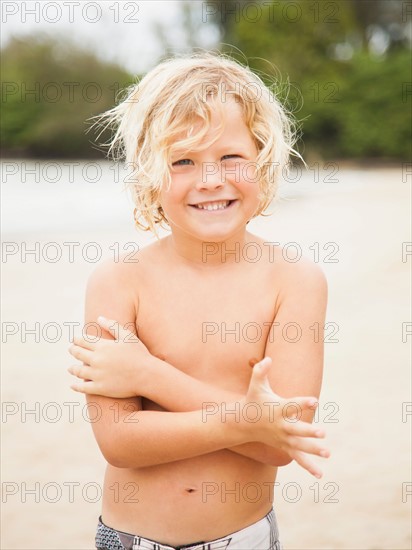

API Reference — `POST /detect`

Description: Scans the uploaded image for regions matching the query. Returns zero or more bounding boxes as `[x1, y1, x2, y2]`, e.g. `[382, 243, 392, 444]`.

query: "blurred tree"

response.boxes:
[348, 0, 411, 52]
[152, 1, 221, 58]
[205, 0, 411, 54]
[198, 0, 411, 160]
[333, 49, 411, 159]
[1, 35, 133, 158]
[1, 1, 410, 161]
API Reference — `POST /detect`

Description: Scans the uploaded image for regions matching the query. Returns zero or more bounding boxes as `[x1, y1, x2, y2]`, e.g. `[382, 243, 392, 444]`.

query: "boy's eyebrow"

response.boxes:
[171, 144, 251, 157]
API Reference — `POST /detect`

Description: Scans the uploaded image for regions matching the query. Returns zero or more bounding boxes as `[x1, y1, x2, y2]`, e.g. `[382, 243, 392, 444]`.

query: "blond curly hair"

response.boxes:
[92, 52, 301, 235]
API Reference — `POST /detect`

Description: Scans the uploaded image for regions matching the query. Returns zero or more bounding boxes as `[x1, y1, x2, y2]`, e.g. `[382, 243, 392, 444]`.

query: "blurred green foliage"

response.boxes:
[201, 0, 411, 160]
[1, 35, 133, 158]
[1, 0, 410, 160]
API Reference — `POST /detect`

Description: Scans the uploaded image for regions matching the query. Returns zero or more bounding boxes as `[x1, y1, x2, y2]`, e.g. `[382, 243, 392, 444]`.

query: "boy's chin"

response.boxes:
[169, 218, 248, 243]
[189, 225, 244, 243]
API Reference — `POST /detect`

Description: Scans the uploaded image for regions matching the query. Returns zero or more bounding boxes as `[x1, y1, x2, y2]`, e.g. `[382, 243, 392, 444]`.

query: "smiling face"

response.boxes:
[159, 98, 260, 243]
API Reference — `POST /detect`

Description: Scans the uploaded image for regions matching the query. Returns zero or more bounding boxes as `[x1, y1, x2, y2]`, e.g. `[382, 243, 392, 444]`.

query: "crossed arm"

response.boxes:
[68, 259, 328, 476]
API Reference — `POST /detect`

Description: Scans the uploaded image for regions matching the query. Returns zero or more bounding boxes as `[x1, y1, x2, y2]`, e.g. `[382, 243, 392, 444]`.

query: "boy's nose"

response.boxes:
[196, 161, 224, 190]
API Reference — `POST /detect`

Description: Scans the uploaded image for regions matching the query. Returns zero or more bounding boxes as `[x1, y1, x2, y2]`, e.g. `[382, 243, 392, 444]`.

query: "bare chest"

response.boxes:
[136, 269, 278, 393]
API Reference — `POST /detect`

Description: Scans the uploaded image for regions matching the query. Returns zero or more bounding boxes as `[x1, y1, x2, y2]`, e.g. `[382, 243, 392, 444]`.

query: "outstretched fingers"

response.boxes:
[70, 381, 96, 394]
[68, 344, 93, 365]
[68, 364, 98, 394]
[67, 364, 93, 381]
[281, 396, 318, 418]
[284, 420, 325, 439]
[287, 434, 330, 459]
[289, 449, 324, 479]
[72, 335, 96, 350]
[283, 429, 330, 478]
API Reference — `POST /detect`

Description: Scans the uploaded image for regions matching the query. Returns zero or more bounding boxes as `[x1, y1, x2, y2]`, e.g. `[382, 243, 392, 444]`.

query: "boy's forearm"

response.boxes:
[94, 400, 248, 468]
[140, 356, 290, 466]
[142, 356, 240, 410]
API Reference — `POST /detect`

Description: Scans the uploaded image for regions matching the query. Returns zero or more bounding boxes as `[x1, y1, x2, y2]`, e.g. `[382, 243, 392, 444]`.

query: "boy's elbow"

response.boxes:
[273, 456, 293, 467]
[96, 437, 137, 469]
[266, 448, 293, 467]
[97, 438, 154, 469]
[97, 441, 125, 468]
[100, 447, 144, 469]
[257, 447, 292, 467]
[104, 452, 129, 469]
[264, 455, 293, 467]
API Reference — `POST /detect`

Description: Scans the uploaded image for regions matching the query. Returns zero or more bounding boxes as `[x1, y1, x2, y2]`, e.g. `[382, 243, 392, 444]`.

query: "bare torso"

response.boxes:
[101, 234, 284, 544]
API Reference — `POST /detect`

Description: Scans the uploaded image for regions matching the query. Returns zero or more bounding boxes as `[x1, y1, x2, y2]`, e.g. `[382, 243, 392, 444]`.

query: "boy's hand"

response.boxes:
[67, 316, 151, 397]
[241, 357, 330, 478]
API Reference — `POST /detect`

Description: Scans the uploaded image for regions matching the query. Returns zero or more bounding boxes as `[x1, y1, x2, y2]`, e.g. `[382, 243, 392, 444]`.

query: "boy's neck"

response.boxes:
[164, 230, 253, 269]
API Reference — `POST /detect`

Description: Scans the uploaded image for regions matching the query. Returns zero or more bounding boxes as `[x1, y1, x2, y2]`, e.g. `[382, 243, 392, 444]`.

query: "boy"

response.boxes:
[68, 53, 329, 550]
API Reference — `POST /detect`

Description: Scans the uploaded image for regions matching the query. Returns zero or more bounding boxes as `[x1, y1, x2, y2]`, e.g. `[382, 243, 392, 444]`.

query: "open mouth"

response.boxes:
[189, 200, 236, 211]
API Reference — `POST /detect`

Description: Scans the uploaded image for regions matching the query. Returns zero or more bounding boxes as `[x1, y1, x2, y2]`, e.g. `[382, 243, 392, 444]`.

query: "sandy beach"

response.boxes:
[1, 165, 411, 549]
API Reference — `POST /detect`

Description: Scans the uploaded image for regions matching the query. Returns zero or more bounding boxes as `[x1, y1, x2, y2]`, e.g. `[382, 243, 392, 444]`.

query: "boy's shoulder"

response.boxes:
[253, 234, 327, 285]
[86, 239, 163, 290]
[84, 241, 162, 321]
[248, 236, 328, 309]
[277, 249, 327, 284]
[271, 248, 328, 305]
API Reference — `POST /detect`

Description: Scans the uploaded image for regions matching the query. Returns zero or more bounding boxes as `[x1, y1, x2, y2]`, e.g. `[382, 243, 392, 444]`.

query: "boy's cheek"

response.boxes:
[160, 183, 188, 204]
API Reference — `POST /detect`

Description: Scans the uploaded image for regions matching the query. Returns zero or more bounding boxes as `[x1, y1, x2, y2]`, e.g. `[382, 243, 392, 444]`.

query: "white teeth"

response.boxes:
[195, 201, 230, 211]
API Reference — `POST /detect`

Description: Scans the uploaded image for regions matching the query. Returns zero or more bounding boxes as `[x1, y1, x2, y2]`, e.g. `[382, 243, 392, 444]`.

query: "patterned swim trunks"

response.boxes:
[95, 508, 282, 550]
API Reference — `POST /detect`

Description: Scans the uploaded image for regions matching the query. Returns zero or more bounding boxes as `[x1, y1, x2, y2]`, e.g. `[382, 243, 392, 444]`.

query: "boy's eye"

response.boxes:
[172, 159, 193, 166]
[172, 155, 240, 167]
[222, 154, 241, 160]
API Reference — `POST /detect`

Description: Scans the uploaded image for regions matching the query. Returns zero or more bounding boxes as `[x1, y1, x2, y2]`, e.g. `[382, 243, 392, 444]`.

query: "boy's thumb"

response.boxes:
[97, 316, 139, 343]
[251, 356, 272, 381]
[97, 316, 114, 331]
[97, 316, 125, 340]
